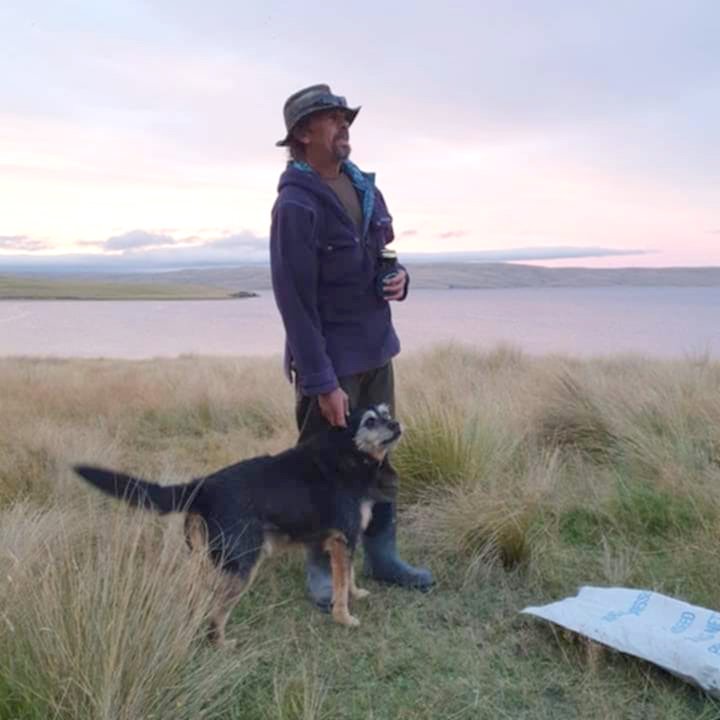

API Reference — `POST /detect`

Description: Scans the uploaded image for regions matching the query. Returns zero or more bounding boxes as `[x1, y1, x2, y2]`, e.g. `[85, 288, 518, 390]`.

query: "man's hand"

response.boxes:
[383, 269, 407, 301]
[318, 387, 349, 427]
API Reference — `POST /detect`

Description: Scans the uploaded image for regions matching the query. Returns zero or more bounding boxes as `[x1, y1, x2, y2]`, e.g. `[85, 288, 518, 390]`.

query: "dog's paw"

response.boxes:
[351, 587, 370, 600]
[333, 611, 360, 627]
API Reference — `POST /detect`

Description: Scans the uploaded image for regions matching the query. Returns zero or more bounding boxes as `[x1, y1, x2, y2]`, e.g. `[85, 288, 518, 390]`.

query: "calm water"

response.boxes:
[1, 288, 718, 360]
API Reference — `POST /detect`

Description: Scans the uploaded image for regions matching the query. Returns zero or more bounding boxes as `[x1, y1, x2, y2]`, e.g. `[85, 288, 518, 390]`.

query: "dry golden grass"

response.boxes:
[0, 503, 255, 719]
[0, 356, 298, 719]
[0, 356, 296, 507]
[395, 347, 720, 579]
[2, 346, 720, 718]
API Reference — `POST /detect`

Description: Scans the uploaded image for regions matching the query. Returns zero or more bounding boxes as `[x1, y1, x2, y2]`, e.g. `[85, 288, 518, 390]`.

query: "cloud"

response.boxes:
[95, 230, 270, 266]
[104, 229, 177, 251]
[76, 240, 105, 248]
[0, 243, 651, 271]
[98, 229, 268, 259]
[0, 235, 50, 251]
[403, 246, 651, 263]
[202, 233, 268, 253]
[438, 230, 468, 240]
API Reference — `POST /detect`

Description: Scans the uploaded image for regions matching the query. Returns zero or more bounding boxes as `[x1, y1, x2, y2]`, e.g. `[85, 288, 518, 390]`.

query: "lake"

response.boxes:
[1, 287, 718, 360]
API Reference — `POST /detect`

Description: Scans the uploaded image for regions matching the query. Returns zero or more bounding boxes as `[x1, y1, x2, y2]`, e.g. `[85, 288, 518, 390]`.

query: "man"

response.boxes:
[270, 84, 433, 612]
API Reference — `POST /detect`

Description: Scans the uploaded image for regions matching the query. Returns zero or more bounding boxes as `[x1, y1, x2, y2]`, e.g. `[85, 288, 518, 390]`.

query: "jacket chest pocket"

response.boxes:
[319, 234, 365, 285]
[369, 215, 393, 253]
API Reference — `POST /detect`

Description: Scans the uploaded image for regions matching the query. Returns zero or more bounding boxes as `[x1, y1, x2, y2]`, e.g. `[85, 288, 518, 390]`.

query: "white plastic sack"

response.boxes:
[522, 586, 720, 696]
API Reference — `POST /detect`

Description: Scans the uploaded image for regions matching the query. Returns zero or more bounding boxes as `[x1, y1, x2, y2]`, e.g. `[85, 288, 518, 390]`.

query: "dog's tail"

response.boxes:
[73, 464, 201, 515]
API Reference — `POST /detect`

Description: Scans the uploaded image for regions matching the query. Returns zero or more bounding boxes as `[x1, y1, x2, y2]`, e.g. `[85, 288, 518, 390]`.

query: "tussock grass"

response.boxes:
[2, 348, 720, 718]
[0, 504, 255, 720]
[529, 368, 620, 461]
[271, 660, 329, 720]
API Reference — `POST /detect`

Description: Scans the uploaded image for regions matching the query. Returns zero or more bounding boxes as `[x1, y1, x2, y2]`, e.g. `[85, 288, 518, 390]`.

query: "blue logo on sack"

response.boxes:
[603, 592, 652, 623]
[688, 613, 720, 643]
[671, 612, 696, 634]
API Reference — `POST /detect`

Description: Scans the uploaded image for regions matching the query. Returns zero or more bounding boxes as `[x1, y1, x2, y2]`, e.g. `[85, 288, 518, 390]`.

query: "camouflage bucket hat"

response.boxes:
[275, 84, 360, 147]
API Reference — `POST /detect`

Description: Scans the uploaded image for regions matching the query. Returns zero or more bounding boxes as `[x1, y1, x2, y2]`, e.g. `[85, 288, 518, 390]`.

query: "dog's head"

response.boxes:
[347, 404, 403, 460]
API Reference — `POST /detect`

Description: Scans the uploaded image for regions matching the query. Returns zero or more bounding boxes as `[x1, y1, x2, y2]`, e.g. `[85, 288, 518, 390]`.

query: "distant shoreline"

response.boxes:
[3, 285, 719, 302]
[0, 296, 258, 302]
[2, 262, 720, 300]
[0, 276, 259, 301]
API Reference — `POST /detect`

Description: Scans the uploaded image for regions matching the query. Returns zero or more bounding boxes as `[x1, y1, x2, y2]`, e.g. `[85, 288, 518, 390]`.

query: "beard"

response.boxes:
[333, 134, 351, 161]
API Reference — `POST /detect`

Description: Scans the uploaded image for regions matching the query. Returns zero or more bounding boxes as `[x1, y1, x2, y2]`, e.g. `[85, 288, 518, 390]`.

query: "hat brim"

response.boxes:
[275, 106, 360, 147]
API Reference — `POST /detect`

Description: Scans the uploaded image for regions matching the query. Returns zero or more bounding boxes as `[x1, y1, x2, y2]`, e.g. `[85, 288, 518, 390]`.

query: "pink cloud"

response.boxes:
[0, 235, 50, 251]
[438, 230, 468, 239]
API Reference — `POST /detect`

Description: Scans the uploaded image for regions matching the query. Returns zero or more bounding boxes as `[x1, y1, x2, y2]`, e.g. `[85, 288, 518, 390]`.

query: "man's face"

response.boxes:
[300, 109, 352, 162]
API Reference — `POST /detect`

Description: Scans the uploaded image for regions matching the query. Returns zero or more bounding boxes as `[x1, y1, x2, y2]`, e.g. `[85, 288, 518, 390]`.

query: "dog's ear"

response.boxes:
[346, 407, 367, 431]
[329, 424, 356, 446]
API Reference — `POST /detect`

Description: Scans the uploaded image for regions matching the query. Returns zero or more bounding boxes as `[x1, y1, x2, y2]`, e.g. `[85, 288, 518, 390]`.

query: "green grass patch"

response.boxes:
[0, 276, 239, 300]
[613, 479, 701, 538]
[558, 507, 614, 547]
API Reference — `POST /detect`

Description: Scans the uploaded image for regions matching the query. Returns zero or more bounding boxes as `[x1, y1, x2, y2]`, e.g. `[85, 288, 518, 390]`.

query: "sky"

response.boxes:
[1, 0, 719, 269]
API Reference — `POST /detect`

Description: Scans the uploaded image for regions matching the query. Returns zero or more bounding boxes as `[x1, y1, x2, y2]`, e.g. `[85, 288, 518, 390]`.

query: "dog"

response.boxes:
[74, 404, 402, 645]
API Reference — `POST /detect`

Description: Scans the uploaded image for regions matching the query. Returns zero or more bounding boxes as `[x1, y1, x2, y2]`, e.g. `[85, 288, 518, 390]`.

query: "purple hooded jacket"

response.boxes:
[270, 160, 407, 396]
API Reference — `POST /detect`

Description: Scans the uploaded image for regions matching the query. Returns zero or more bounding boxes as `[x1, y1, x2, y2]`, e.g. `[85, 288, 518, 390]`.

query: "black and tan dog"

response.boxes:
[74, 404, 401, 645]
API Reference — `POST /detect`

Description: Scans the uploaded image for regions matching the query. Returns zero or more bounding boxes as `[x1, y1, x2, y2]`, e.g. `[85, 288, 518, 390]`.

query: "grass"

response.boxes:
[0, 276, 247, 300]
[0, 504, 253, 720]
[1, 346, 720, 718]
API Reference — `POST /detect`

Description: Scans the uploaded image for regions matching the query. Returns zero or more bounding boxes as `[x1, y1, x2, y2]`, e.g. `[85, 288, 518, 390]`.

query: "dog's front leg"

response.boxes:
[324, 533, 359, 627]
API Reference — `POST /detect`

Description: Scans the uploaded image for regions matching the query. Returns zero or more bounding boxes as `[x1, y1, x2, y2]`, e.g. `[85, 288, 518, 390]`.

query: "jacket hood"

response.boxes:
[277, 162, 333, 196]
[277, 161, 377, 237]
